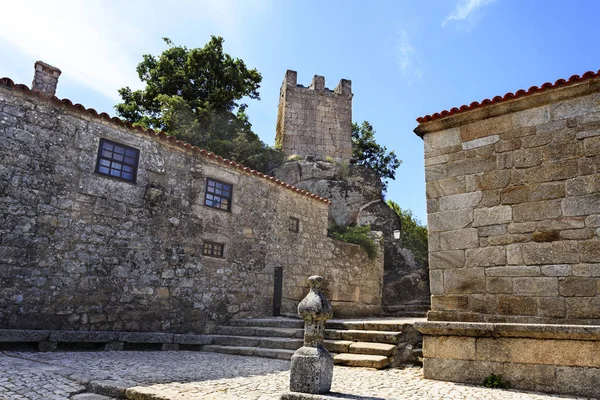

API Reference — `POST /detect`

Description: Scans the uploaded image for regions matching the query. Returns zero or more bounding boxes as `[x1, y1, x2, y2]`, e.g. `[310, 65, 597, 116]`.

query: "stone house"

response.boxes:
[0, 62, 384, 334]
[415, 70, 600, 397]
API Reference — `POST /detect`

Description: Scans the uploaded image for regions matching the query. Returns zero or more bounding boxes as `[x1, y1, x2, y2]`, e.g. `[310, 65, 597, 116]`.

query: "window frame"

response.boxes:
[204, 178, 233, 212]
[289, 217, 300, 233]
[202, 241, 225, 258]
[94, 138, 140, 183]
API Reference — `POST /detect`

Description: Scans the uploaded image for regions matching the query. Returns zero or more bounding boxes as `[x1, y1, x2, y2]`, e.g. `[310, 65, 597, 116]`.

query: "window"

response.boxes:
[203, 241, 224, 258]
[289, 217, 300, 233]
[95, 139, 140, 183]
[205, 178, 233, 211]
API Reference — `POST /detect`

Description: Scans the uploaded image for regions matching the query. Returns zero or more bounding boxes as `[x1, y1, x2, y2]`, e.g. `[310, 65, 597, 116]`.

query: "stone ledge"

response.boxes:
[280, 392, 383, 399]
[0, 329, 213, 346]
[415, 321, 600, 340]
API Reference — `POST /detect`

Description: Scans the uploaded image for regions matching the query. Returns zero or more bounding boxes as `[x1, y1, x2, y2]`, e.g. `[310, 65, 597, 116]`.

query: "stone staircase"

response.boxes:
[202, 317, 424, 369]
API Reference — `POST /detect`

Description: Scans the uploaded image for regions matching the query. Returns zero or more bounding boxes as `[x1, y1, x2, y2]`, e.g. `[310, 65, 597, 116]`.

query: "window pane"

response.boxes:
[98, 166, 109, 174]
[102, 150, 112, 158]
[103, 143, 114, 151]
[113, 153, 124, 162]
[125, 156, 136, 165]
[114, 146, 125, 155]
[125, 149, 137, 157]
[110, 169, 120, 177]
[100, 159, 111, 167]
[122, 172, 132, 180]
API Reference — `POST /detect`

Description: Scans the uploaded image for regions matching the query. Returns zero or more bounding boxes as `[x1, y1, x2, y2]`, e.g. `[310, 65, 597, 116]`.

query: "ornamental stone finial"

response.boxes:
[289, 275, 334, 394]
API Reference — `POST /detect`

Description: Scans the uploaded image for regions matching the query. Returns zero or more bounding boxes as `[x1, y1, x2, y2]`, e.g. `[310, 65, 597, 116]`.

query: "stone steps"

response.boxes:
[206, 317, 426, 369]
[333, 353, 389, 369]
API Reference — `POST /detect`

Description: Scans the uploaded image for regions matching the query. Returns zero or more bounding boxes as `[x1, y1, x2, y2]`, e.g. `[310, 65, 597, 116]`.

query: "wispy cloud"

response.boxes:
[442, 0, 497, 28]
[395, 30, 423, 85]
[0, 0, 271, 102]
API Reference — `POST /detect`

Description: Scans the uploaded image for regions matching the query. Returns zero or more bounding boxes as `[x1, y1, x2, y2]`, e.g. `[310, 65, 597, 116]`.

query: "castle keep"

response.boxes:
[276, 70, 353, 163]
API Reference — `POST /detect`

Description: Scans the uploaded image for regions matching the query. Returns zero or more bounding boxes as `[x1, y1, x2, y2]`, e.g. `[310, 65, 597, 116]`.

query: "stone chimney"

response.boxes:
[32, 61, 61, 97]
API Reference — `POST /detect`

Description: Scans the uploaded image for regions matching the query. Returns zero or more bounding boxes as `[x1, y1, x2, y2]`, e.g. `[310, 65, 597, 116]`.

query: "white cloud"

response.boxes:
[0, 0, 271, 101]
[0, 1, 145, 100]
[442, 0, 497, 27]
[396, 29, 423, 85]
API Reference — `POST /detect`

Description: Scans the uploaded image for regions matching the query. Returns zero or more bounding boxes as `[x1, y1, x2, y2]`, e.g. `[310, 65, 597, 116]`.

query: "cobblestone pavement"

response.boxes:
[1, 351, 591, 400]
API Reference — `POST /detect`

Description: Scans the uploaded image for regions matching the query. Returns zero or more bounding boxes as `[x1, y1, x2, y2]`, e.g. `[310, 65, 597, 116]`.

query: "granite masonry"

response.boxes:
[275, 70, 353, 164]
[414, 71, 600, 397]
[0, 63, 384, 334]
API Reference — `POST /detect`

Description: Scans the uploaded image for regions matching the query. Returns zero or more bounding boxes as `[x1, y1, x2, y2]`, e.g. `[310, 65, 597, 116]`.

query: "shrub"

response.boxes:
[287, 154, 302, 162]
[328, 224, 377, 259]
[483, 374, 511, 389]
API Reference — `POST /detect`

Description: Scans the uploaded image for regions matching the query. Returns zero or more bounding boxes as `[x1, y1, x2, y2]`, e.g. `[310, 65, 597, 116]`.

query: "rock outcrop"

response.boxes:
[274, 160, 430, 312]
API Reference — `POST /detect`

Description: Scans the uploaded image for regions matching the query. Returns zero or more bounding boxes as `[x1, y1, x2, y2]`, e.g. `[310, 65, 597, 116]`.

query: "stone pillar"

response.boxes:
[289, 275, 334, 394]
[32, 61, 61, 97]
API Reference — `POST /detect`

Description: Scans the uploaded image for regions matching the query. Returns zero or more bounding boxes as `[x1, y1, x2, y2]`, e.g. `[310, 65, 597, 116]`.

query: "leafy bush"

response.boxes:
[483, 374, 511, 389]
[328, 224, 377, 259]
[387, 200, 428, 266]
[287, 154, 302, 162]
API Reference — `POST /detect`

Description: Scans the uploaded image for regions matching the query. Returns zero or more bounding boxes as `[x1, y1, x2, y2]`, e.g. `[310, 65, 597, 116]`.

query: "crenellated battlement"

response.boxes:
[276, 70, 353, 163]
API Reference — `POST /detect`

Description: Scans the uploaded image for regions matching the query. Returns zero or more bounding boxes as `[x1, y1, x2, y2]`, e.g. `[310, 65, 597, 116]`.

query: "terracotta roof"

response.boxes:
[416, 70, 600, 124]
[0, 77, 330, 205]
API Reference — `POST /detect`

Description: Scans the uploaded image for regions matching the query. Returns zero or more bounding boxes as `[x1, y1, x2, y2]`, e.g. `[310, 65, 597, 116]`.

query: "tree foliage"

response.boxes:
[387, 200, 428, 266]
[352, 121, 401, 192]
[328, 224, 378, 259]
[115, 37, 282, 171]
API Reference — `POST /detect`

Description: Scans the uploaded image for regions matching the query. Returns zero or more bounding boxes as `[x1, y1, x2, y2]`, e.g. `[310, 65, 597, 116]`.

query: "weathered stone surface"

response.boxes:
[473, 206, 512, 227]
[513, 277, 558, 296]
[561, 193, 600, 216]
[497, 296, 537, 315]
[486, 265, 540, 277]
[438, 192, 482, 211]
[439, 229, 478, 250]
[462, 135, 499, 150]
[465, 247, 506, 267]
[512, 200, 562, 222]
[485, 277, 513, 294]
[429, 250, 465, 270]
[431, 295, 469, 311]
[428, 209, 473, 232]
[444, 268, 485, 294]
[558, 277, 597, 297]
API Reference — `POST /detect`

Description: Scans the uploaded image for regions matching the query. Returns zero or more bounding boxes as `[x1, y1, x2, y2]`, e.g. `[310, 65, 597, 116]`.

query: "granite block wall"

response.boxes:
[275, 70, 353, 163]
[0, 78, 383, 334]
[417, 79, 600, 324]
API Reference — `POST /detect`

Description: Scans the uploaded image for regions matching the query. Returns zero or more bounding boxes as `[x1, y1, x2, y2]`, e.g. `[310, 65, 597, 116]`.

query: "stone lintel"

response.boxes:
[415, 321, 600, 341]
[414, 77, 600, 137]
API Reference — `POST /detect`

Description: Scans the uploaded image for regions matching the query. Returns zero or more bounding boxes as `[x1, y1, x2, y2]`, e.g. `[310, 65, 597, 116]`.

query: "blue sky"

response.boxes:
[2, 0, 600, 224]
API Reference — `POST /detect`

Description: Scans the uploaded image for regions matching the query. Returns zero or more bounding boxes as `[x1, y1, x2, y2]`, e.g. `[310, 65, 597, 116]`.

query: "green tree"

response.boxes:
[387, 200, 428, 266]
[352, 121, 401, 192]
[116, 37, 281, 171]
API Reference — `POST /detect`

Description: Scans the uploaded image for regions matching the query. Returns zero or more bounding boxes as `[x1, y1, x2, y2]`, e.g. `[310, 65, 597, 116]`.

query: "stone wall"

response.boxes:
[275, 70, 353, 163]
[274, 160, 430, 312]
[415, 72, 600, 397]
[0, 76, 383, 334]
[417, 79, 600, 324]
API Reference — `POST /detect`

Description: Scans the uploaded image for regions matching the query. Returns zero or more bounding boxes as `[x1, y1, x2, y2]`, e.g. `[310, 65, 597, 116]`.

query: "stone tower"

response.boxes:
[276, 70, 353, 163]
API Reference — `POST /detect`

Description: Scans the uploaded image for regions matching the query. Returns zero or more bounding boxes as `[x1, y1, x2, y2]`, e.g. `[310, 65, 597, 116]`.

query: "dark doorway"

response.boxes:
[273, 267, 283, 316]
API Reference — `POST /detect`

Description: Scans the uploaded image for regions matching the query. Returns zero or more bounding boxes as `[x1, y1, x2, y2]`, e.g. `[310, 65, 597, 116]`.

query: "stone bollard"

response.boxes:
[289, 275, 334, 394]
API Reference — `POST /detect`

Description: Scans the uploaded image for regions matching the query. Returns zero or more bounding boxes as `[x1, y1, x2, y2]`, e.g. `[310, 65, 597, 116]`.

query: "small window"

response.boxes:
[289, 217, 300, 233]
[203, 241, 224, 258]
[205, 178, 233, 211]
[95, 139, 140, 183]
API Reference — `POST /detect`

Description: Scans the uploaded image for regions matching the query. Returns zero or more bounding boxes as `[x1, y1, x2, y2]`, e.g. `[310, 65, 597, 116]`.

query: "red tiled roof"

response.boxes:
[0, 77, 331, 205]
[416, 70, 600, 124]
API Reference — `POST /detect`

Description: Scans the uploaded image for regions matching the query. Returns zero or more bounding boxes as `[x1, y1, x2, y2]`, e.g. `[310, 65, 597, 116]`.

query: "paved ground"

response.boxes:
[0, 351, 591, 400]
